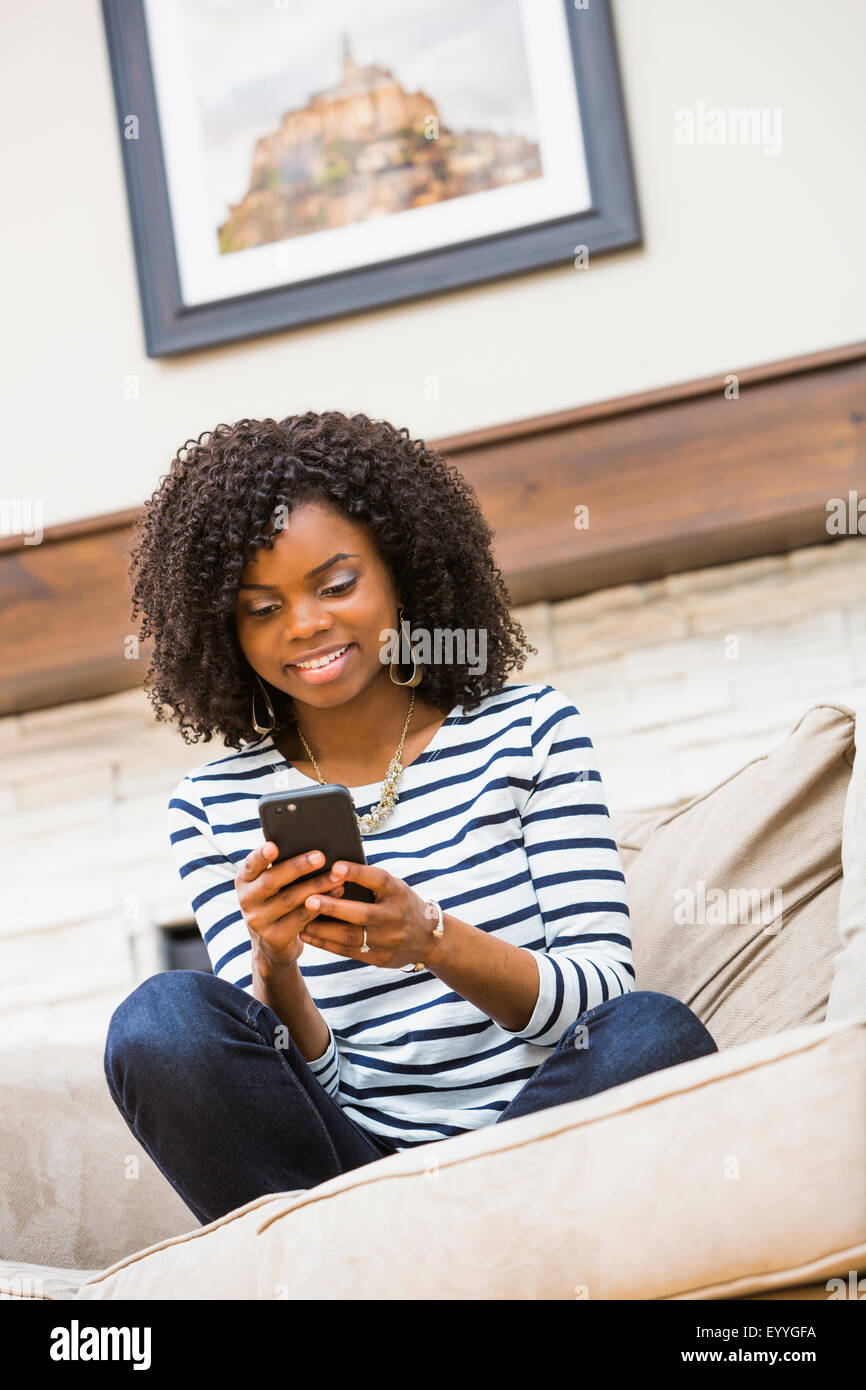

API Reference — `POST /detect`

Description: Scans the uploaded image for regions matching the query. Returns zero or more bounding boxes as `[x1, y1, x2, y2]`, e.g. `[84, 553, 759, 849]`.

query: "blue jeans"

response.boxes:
[104, 971, 717, 1226]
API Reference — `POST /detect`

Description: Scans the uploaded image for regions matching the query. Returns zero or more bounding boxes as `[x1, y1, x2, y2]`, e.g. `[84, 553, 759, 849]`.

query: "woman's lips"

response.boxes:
[286, 642, 355, 684]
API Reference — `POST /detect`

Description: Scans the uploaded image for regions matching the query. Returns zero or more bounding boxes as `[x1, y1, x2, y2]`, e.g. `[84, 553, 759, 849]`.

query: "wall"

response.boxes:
[1, 0, 865, 530]
[1, 535, 863, 1045]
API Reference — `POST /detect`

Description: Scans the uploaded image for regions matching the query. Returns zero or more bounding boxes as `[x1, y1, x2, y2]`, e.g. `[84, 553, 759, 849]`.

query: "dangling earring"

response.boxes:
[390, 603, 423, 687]
[251, 674, 276, 734]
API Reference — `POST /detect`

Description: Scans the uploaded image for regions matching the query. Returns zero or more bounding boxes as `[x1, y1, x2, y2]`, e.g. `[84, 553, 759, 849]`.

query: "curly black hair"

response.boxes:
[128, 410, 537, 750]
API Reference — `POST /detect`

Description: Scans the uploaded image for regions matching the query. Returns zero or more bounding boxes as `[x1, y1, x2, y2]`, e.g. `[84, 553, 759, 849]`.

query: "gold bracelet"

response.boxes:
[399, 899, 444, 974]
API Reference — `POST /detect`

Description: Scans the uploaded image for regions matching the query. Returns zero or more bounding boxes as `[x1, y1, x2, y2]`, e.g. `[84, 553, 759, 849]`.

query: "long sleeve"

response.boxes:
[498, 686, 634, 1046]
[166, 774, 341, 1097]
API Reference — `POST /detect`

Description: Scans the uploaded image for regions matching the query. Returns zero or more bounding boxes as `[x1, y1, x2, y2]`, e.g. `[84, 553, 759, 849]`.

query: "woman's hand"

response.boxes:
[234, 843, 346, 970]
[298, 861, 442, 970]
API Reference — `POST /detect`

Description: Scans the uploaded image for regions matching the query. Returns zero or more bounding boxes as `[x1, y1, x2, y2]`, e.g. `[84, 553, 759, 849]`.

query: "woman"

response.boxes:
[105, 410, 717, 1226]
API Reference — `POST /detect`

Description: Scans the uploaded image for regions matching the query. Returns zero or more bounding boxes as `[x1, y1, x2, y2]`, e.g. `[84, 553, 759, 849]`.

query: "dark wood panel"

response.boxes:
[1, 342, 863, 715]
[458, 354, 866, 604]
[0, 527, 145, 714]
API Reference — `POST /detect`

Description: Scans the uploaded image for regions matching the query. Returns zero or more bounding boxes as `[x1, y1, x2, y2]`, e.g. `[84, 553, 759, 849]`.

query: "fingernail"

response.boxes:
[333, 862, 346, 875]
[309, 852, 323, 865]
[306, 896, 320, 909]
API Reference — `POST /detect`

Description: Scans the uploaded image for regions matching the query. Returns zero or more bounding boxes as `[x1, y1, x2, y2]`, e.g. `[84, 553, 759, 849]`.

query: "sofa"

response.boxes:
[1, 701, 864, 1300]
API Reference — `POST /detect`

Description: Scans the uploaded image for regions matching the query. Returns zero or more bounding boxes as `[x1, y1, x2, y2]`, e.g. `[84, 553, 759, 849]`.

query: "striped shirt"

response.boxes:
[166, 681, 633, 1148]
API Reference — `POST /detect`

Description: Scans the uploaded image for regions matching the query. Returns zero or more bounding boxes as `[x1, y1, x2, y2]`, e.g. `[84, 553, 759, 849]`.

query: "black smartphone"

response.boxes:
[258, 785, 375, 926]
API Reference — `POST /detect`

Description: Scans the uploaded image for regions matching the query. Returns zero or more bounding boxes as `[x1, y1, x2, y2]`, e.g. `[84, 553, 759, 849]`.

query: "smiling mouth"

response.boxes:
[289, 642, 351, 670]
[285, 642, 356, 678]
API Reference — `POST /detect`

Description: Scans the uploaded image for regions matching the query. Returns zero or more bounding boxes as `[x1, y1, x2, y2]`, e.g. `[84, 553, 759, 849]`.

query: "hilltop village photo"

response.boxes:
[218, 34, 543, 251]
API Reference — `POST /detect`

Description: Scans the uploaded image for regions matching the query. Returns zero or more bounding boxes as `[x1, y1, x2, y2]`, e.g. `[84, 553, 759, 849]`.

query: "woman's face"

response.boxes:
[235, 499, 402, 712]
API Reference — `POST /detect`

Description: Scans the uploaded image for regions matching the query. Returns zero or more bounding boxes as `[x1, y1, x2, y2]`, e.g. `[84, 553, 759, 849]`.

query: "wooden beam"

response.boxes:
[452, 346, 866, 605]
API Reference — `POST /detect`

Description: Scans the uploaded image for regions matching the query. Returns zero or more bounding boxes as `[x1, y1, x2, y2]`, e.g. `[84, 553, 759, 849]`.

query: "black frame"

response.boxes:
[101, 0, 642, 358]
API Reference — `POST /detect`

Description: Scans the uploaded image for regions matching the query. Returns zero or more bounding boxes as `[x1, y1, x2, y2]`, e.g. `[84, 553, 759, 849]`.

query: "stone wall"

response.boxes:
[1, 536, 863, 1045]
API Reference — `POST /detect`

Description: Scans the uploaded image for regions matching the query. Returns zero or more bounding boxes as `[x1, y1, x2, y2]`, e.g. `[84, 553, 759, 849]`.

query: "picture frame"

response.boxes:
[101, 0, 641, 358]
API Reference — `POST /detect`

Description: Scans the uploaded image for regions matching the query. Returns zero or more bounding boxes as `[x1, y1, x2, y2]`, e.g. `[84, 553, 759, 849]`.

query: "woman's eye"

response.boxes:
[245, 577, 356, 617]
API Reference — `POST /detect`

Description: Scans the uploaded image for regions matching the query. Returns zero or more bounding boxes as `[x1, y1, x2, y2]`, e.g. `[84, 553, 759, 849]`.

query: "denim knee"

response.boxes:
[611, 989, 718, 1056]
[563, 989, 717, 1057]
[104, 970, 229, 1093]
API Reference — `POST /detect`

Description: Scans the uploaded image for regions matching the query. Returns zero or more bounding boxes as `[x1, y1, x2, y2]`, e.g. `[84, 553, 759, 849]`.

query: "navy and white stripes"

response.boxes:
[166, 682, 633, 1148]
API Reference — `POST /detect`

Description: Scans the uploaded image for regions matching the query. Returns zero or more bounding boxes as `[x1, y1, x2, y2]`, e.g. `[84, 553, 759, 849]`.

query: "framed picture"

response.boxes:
[101, 0, 641, 357]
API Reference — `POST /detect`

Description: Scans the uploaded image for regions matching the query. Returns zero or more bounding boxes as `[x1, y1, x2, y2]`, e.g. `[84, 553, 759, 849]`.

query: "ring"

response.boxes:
[360, 929, 370, 954]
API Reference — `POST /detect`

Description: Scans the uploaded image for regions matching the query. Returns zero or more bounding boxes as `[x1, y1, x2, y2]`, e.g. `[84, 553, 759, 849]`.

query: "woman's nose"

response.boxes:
[282, 603, 332, 638]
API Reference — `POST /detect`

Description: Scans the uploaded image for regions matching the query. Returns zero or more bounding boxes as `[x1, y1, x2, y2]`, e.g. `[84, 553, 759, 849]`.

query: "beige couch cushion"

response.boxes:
[0, 1040, 194, 1271]
[623, 704, 857, 1048]
[610, 808, 668, 869]
[827, 702, 866, 1022]
[75, 1017, 866, 1301]
[76, 1194, 292, 1301]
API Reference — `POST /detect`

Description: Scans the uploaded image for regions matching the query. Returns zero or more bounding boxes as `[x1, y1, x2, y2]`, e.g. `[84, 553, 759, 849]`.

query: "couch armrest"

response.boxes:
[0, 1038, 193, 1271]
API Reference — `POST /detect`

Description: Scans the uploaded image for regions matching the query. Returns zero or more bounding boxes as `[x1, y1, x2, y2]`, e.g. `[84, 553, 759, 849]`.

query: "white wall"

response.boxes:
[2, 0, 864, 530]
